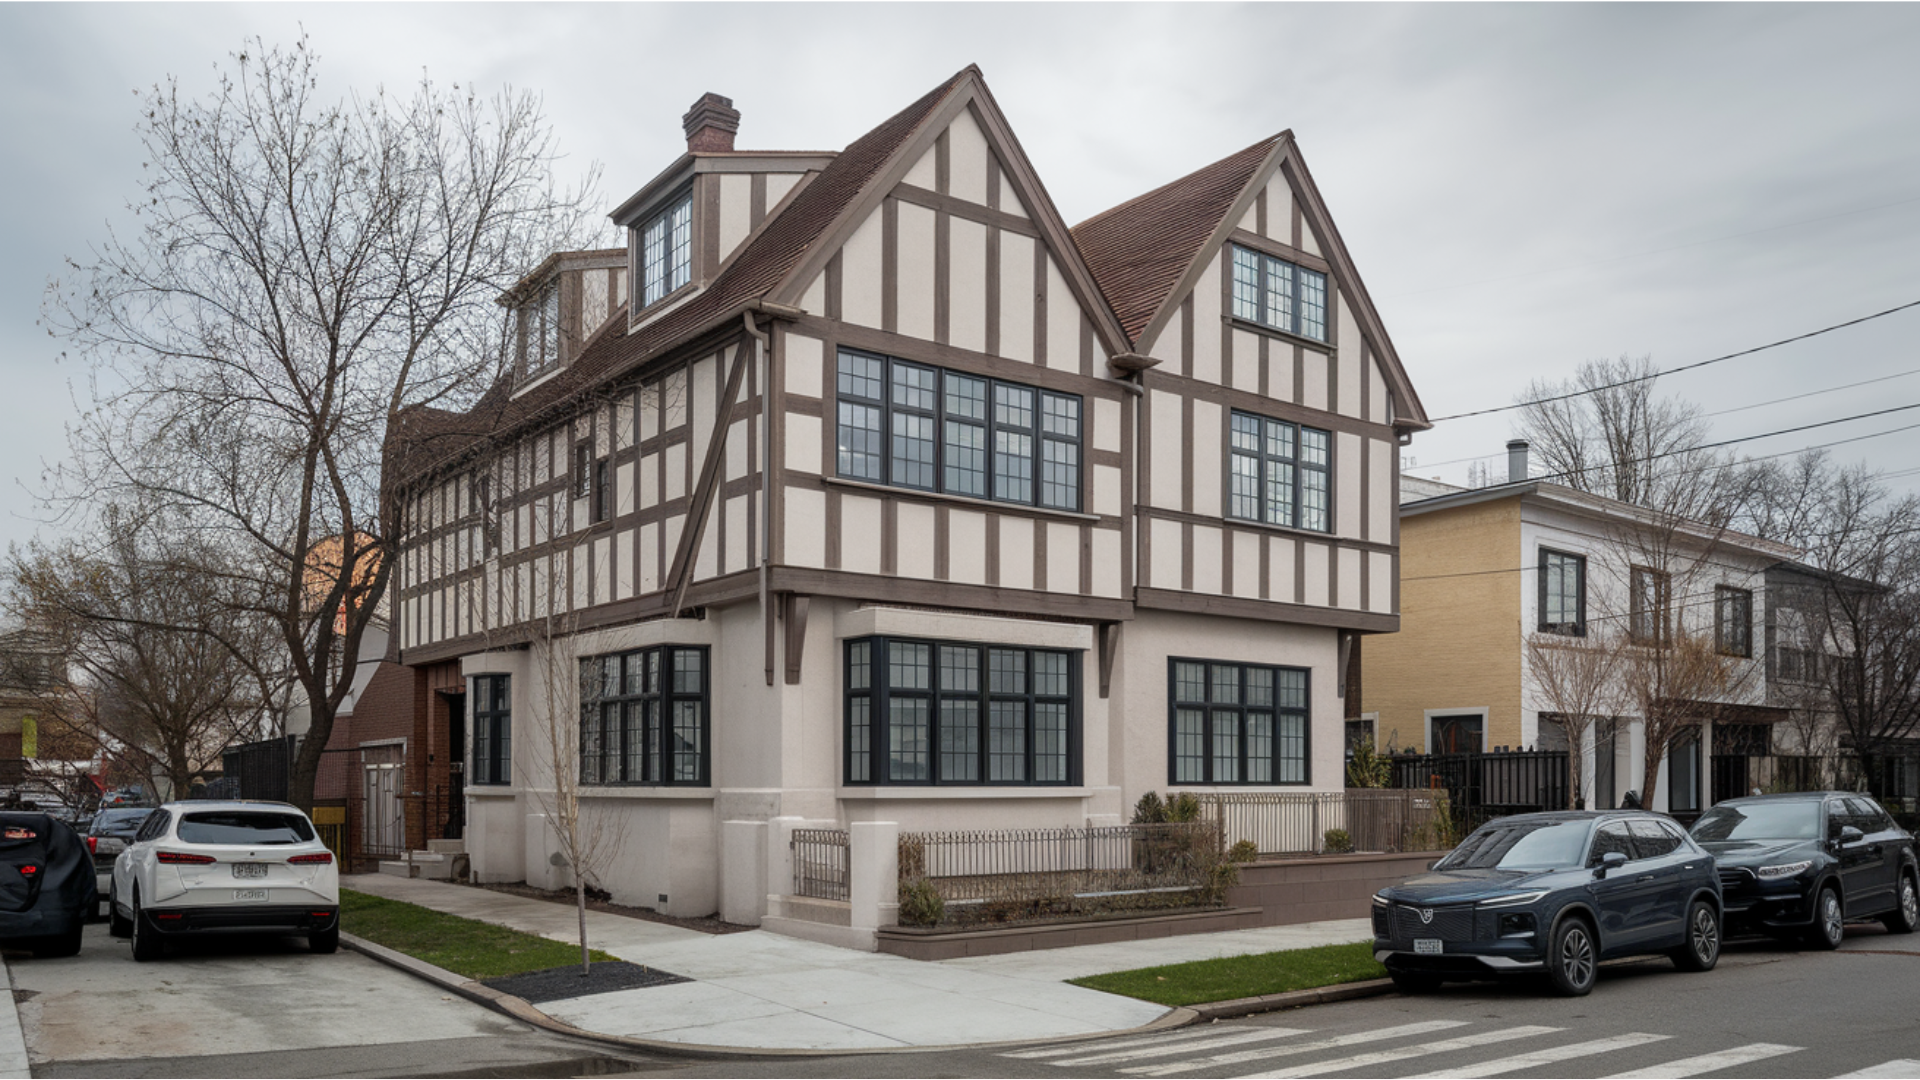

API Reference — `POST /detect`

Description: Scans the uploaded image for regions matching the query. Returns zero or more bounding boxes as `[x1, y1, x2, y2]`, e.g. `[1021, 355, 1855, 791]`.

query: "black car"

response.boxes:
[85, 808, 151, 917]
[1373, 810, 1722, 996]
[0, 811, 96, 957]
[1691, 791, 1918, 948]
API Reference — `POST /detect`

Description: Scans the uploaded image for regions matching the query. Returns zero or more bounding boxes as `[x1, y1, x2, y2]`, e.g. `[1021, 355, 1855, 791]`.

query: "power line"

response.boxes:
[1430, 300, 1920, 423]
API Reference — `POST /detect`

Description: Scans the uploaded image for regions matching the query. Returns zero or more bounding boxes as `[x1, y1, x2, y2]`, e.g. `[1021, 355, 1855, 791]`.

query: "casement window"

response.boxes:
[1538, 549, 1586, 635]
[1629, 567, 1671, 645]
[578, 647, 709, 786]
[1230, 245, 1328, 341]
[516, 281, 562, 379]
[470, 472, 491, 518]
[471, 675, 512, 786]
[1228, 410, 1331, 532]
[1169, 659, 1309, 786]
[836, 350, 1082, 512]
[592, 457, 611, 523]
[639, 191, 694, 308]
[573, 442, 593, 500]
[845, 636, 1079, 786]
[1716, 586, 1753, 657]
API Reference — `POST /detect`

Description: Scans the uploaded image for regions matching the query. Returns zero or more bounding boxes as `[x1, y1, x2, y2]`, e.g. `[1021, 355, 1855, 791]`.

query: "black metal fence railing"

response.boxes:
[1388, 750, 1570, 831]
[791, 828, 850, 901]
[223, 736, 299, 802]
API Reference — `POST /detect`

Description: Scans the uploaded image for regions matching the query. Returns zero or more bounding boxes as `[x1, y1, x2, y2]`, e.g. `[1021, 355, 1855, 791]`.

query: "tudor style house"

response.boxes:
[383, 68, 1428, 928]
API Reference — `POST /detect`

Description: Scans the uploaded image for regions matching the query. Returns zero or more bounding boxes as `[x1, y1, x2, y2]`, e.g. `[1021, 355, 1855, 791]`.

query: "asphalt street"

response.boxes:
[2, 923, 671, 1078]
[646, 923, 1920, 1079]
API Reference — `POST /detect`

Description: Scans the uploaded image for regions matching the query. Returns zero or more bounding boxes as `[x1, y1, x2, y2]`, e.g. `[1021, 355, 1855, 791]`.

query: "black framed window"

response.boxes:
[1538, 549, 1586, 635]
[836, 350, 1082, 512]
[472, 674, 512, 786]
[1169, 659, 1309, 785]
[1716, 586, 1752, 657]
[1230, 244, 1328, 341]
[1630, 567, 1670, 645]
[1229, 410, 1331, 532]
[578, 646, 708, 786]
[1669, 726, 1702, 813]
[592, 457, 611, 523]
[640, 191, 694, 308]
[516, 281, 561, 378]
[845, 636, 1079, 786]
[573, 442, 592, 500]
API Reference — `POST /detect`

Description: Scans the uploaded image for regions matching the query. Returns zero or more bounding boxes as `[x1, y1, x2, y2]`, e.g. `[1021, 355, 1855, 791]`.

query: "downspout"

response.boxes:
[742, 310, 775, 686]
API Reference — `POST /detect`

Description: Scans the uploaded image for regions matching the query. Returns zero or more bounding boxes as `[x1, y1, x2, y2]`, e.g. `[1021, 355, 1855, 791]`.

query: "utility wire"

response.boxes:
[1430, 300, 1920, 423]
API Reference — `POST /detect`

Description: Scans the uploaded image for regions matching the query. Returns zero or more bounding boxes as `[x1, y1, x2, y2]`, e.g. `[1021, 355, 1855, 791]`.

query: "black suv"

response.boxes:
[1373, 810, 1722, 996]
[1691, 791, 1918, 947]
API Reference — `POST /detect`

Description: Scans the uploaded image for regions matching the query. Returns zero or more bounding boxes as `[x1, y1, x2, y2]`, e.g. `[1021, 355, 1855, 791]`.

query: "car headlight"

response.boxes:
[1371, 892, 1389, 907]
[1756, 861, 1813, 880]
[1477, 890, 1549, 908]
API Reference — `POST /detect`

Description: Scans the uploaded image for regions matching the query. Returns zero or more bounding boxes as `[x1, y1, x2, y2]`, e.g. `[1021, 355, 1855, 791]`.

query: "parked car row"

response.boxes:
[1372, 791, 1919, 996]
[0, 800, 338, 963]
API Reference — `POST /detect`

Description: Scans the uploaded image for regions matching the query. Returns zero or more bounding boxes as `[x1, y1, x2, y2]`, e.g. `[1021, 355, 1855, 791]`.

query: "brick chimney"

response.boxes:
[682, 93, 740, 153]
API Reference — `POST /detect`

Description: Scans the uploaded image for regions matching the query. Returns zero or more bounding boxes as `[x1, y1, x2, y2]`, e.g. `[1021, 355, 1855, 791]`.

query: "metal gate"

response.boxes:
[362, 760, 404, 858]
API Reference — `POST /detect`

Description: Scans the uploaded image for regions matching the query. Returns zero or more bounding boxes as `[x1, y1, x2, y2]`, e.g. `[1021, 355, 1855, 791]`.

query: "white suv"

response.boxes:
[109, 801, 339, 961]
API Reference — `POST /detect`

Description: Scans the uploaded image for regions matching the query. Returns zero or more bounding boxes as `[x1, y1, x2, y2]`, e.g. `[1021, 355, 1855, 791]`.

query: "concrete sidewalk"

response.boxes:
[343, 874, 1368, 1052]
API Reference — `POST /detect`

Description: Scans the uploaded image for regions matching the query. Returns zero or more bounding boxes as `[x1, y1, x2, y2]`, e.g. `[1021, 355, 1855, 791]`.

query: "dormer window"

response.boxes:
[640, 191, 693, 308]
[516, 280, 561, 378]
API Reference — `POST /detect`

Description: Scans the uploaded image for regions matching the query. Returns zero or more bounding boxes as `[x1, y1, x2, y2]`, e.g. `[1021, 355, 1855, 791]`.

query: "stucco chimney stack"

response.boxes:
[1507, 439, 1530, 483]
[683, 93, 740, 153]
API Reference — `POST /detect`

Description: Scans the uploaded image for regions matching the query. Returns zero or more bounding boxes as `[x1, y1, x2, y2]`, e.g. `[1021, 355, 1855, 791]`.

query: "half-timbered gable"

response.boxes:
[1075, 134, 1430, 631]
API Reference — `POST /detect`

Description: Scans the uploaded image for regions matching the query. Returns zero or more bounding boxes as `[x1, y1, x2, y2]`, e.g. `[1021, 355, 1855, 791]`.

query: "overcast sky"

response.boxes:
[2, 3, 1917, 553]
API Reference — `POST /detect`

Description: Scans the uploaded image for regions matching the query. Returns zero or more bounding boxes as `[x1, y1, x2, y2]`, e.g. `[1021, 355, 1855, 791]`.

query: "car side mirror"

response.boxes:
[1595, 851, 1628, 877]
[1839, 826, 1865, 846]
[1427, 860, 1439, 871]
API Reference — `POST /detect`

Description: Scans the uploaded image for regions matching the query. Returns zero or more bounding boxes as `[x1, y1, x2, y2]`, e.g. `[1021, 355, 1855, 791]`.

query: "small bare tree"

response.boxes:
[41, 35, 603, 812]
[1525, 628, 1624, 809]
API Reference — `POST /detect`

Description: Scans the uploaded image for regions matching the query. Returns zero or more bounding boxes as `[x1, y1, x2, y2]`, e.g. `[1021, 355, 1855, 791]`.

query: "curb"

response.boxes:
[340, 932, 1197, 1059]
[1188, 978, 1397, 1020]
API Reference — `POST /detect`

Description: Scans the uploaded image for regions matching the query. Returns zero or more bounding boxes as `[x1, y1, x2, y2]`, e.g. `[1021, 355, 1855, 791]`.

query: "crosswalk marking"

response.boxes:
[1231, 1025, 1562, 1079]
[1044, 1027, 1313, 1067]
[1836, 1063, 1920, 1079]
[1120, 1022, 1470, 1077]
[1004, 1025, 1281, 1061]
[1603, 1043, 1806, 1078]
[1415, 1033, 1671, 1078]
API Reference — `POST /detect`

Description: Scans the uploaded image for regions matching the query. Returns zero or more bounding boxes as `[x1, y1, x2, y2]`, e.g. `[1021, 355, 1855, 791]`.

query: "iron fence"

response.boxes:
[1198, 789, 1450, 855]
[1390, 750, 1569, 830]
[791, 828, 850, 901]
[897, 821, 1225, 927]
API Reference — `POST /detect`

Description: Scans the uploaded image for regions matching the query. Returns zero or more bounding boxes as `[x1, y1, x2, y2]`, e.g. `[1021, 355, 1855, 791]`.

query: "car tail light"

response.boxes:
[155, 912, 185, 921]
[156, 852, 216, 865]
[17, 865, 37, 877]
[311, 911, 333, 919]
[85, 836, 97, 855]
[288, 852, 333, 865]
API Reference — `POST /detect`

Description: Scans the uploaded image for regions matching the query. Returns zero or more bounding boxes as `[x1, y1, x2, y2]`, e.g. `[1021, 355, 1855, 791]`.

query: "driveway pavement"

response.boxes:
[3, 922, 645, 1077]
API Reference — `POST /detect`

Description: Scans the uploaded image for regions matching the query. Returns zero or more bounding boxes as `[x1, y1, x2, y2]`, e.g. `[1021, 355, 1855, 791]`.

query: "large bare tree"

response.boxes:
[43, 37, 602, 810]
[1524, 627, 1624, 809]
[1515, 355, 1717, 511]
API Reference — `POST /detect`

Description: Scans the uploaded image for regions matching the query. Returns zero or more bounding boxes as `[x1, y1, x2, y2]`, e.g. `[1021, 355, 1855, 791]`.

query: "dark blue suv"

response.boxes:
[1373, 810, 1723, 996]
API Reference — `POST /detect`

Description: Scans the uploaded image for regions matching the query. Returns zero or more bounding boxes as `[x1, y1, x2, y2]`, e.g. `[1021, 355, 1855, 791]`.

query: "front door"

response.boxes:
[1833, 796, 1893, 915]
[362, 760, 403, 857]
[1587, 820, 1663, 951]
[445, 693, 466, 841]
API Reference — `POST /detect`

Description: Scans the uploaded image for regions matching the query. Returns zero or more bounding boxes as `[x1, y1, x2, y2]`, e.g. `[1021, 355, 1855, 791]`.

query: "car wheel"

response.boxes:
[1547, 915, 1597, 996]
[108, 884, 131, 939]
[129, 890, 162, 962]
[1388, 967, 1442, 994]
[1883, 871, 1919, 935]
[1671, 900, 1721, 972]
[308, 927, 339, 955]
[1807, 886, 1845, 950]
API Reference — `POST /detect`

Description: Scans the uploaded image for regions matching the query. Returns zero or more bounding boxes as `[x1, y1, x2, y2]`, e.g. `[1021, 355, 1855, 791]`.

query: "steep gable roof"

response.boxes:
[390, 69, 974, 480]
[1073, 135, 1431, 431]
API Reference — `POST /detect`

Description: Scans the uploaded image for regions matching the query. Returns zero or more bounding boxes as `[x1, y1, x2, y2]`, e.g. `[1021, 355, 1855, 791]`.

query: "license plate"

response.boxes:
[233, 889, 267, 902]
[233, 863, 267, 880]
[1414, 938, 1444, 955]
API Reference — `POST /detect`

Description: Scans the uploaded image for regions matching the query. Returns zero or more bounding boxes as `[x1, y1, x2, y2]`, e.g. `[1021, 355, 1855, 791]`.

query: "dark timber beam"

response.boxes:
[668, 339, 752, 618]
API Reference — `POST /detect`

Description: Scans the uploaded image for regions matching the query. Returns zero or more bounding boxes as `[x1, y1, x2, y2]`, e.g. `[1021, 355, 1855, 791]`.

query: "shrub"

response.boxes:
[1322, 828, 1353, 854]
[1132, 791, 1167, 824]
[1346, 736, 1392, 788]
[1227, 839, 1260, 863]
[897, 877, 945, 927]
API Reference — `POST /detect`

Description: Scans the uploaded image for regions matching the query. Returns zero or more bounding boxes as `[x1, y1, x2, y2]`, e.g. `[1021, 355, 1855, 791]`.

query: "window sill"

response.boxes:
[837, 786, 1091, 800]
[1222, 315, 1333, 355]
[579, 786, 716, 800]
[466, 785, 519, 798]
[510, 365, 566, 401]
[1222, 513, 1336, 542]
[822, 475, 1101, 523]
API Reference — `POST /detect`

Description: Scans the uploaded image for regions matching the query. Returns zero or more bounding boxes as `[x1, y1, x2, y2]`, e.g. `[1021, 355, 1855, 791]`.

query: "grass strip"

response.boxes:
[340, 889, 618, 981]
[1068, 940, 1385, 1007]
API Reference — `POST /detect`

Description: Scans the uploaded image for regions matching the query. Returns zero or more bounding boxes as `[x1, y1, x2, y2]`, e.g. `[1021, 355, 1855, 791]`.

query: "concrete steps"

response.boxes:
[378, 843, 468, 881]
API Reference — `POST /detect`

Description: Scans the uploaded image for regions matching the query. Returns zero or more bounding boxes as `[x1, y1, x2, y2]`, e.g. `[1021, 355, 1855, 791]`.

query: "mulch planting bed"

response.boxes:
[482, 960, 691, 1003]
